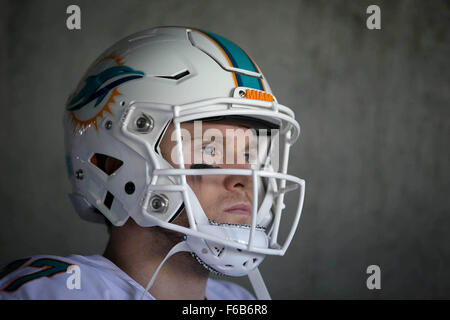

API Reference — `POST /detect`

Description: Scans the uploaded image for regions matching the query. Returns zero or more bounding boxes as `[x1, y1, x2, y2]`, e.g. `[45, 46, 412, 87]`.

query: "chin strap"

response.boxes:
[140, 241, 190, 300]
[140, 240, 272, 300]
[248, 267, 272, 300]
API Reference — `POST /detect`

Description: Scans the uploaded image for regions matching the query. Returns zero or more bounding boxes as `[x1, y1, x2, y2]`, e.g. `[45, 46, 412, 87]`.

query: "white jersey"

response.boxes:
[0, 254, 255, 300]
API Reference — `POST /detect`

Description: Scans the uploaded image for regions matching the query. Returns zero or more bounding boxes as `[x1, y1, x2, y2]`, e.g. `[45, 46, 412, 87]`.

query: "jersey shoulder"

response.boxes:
[206, 278, 255, 300]
[0, 254, 111, 300]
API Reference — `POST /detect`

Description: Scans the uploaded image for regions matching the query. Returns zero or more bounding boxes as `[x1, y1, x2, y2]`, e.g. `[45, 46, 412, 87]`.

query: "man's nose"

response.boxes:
[223, 171, 252, 193]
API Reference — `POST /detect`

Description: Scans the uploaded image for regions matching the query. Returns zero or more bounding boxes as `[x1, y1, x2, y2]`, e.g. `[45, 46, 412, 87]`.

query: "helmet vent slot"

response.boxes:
[104, 191, 114, 210]
[155, 69, 190, 80]
[213, 246, 225, 257]
[90, 153, 123, 175]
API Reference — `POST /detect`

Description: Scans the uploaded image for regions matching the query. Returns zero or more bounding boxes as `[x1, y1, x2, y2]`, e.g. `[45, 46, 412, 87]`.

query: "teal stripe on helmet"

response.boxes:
[201, 30, 264, 91]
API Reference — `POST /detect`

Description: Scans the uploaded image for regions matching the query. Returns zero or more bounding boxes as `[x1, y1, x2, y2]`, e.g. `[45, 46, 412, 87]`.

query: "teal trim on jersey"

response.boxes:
[1, 258, 72, 292]
[200, 30, 264, 91]
[0, 258, 30, 280]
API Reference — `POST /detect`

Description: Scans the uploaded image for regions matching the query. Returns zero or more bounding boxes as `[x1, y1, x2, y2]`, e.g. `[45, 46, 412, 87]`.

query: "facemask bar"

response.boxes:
[120, 96, 305, 256]
[171, 97, 299, 143]
[149, 168, 305, 255]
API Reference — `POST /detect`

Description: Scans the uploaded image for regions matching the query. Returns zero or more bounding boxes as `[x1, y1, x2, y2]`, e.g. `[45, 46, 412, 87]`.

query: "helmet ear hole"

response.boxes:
[90, 153, 123, 175]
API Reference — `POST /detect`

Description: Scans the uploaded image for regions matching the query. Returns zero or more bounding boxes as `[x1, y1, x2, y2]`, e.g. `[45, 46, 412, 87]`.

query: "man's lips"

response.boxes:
[224, 204, 252, 216]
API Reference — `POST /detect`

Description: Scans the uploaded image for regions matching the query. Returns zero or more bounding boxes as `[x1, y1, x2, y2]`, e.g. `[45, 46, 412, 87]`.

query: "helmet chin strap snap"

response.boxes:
[140, 240, 271, 300]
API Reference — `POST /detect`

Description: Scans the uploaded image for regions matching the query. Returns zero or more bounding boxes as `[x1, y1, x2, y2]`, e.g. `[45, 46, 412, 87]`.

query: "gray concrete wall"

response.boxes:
[0, 0, 449, 299]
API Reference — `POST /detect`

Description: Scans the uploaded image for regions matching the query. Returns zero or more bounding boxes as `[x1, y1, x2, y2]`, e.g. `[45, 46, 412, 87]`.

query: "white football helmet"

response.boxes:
[64, 26, 305, 299]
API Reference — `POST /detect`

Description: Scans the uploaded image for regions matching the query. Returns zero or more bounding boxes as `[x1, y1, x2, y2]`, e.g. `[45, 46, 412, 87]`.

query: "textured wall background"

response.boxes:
[0, 0, 449, 299]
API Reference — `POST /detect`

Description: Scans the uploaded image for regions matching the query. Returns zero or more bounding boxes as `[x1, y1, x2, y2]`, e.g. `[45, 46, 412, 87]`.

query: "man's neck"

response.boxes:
[103, 220, 209, 300]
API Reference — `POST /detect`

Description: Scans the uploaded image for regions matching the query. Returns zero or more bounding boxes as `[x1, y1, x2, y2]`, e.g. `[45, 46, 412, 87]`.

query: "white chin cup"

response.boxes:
[185, 223, 268, 277]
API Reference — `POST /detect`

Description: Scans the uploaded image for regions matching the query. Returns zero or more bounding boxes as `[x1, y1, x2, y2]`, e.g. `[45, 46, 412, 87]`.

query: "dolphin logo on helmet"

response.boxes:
[67, 66, 145, 112]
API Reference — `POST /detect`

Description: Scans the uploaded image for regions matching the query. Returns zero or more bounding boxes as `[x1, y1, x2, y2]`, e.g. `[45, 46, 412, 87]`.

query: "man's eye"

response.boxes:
[202, 146, 215, 156]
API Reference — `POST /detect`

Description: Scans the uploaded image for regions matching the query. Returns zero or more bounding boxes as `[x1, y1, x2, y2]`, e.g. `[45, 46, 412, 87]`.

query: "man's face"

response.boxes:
[160, 121, 257, 226]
